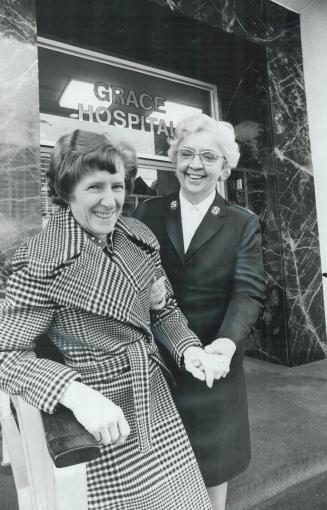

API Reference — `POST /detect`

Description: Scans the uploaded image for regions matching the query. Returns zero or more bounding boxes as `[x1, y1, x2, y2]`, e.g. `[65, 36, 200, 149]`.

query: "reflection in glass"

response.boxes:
[124, 166, 179, 216]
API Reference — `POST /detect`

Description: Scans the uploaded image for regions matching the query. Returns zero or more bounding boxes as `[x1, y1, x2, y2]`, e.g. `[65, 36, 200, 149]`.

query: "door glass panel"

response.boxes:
[124, 165, 179, 216]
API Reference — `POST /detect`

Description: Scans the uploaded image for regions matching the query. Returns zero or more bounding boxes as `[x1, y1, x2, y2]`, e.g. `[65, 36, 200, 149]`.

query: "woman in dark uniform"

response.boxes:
[134, 114, 266, 510]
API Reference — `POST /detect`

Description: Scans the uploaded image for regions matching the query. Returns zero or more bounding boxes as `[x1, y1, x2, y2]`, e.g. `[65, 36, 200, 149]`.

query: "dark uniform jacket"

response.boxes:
[134, 191, 266, 360]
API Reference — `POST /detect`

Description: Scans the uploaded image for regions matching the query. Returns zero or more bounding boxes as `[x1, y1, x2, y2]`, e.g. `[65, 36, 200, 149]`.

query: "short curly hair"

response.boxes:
[47, 130, 137, 207]
[168, 114, 240, 180]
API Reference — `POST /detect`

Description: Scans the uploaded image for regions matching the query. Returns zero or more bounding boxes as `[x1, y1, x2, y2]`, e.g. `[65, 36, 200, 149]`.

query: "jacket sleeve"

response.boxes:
[149, 247, 203, 368]
[216, 213, 266, 346]
[0, 246, 80, 413]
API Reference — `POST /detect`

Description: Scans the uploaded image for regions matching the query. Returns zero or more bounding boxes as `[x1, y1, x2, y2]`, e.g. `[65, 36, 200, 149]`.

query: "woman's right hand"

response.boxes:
[60, 381, 130, 446]
[150, 276, 166, 310]
[183, 347, 227, 388]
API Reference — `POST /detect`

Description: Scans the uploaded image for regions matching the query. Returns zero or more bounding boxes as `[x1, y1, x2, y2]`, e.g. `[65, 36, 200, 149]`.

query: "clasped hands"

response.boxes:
[150, 277, 237, 388]
[184, 337, 236, 388]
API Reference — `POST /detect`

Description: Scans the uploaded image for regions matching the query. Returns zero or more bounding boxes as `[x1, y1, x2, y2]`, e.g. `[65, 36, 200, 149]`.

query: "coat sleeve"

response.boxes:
[149, 247, 203, 368]
[216, 213, 266, 346]
[0, 246, 80, 413]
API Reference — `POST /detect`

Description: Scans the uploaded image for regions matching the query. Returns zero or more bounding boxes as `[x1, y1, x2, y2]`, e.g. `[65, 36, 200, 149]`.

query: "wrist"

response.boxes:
[208, 338, 236, 358]
[184, 346, 203, 359]
[59, 380, 84, 410]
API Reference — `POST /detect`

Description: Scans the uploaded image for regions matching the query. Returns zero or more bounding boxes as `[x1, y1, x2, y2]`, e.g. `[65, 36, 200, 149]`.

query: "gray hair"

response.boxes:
[168, 113, 240, 179]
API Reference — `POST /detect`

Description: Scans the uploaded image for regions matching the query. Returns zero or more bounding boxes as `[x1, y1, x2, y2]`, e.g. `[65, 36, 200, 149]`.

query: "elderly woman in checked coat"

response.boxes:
[0, 130, 223, 510]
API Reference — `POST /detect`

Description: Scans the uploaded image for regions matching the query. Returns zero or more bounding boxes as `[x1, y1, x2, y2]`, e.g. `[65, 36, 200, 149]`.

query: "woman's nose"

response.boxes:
[100, 189, 115, 207]
[189, 153, 203, 169]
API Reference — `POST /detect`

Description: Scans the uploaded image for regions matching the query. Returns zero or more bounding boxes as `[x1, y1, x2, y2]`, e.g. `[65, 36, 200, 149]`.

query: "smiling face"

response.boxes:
[175, 130, 225, 204]
[68, 160, 125, 241]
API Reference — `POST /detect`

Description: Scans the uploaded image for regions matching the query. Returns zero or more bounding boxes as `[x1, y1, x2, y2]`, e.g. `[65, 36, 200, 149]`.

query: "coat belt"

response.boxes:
[127, 339, 172, 453]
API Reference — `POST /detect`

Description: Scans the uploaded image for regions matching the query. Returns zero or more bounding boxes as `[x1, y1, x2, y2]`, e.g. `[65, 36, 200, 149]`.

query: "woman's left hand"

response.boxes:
[204, 337, 237, 378]
[183, 346, 228, 388]
[150, 276, 166, 311]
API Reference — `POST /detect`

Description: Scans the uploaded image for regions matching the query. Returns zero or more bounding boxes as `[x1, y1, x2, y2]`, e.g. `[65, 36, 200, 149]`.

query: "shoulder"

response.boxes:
[11, 244, 28, 270]
[134, 196, 168, 217]
[23, 208, 84, 277]
[226, 202, 258, 224]
[11, 228, 47, 271]
[8, 228, 52, 275]
[119, 216, 160, 251]
[227, 202, 255, 217]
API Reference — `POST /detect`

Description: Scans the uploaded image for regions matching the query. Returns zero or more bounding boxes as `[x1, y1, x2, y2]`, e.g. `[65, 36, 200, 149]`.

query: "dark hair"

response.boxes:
[47, 130, 137, 207]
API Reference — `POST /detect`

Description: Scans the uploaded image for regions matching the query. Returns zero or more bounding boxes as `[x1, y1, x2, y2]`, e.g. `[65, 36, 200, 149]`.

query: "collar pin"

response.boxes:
[170, 200, 178, 210]
[211, 206, 220, 216]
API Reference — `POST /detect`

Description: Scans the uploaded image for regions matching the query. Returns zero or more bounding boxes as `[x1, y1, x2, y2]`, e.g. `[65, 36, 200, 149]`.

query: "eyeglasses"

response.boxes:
[177, 148, 225, 166]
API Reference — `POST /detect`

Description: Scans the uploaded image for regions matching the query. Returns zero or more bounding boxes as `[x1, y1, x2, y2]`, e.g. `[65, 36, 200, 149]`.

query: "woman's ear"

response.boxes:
[219, 165, 231, 182]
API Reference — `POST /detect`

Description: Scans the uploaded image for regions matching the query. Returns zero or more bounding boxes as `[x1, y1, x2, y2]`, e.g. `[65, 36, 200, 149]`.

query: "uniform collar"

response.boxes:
[163, 191, 228, 264]
[179, 189, 216, 217]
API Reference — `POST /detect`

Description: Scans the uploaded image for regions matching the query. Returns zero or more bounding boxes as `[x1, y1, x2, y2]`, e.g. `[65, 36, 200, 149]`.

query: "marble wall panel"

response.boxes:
[248, 230, 289, 364]
[0, 0, 41, 294]
[286, 287, 327, 365]
[150, 0, 298, 42]
[243, 171, 288, 363]
[267, 25, 326, 362]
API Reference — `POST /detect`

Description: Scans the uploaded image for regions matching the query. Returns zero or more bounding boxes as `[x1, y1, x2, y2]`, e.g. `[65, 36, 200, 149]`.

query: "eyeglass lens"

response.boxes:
[178, 148, 221, 165]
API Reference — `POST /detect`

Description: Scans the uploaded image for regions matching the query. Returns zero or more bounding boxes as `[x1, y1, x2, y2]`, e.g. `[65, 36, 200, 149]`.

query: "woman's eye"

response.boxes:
[88, 184, 101, 190]
[113, 184, 125, 191]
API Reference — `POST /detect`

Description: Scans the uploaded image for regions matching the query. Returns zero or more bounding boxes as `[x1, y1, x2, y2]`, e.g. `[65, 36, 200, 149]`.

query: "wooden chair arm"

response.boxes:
[41, 405, 101, 468]
[6, 396, 100, 509]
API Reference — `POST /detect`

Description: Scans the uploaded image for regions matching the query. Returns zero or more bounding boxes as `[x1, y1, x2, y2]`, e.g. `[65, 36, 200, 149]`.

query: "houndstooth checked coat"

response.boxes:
[0, 207, 212, 510]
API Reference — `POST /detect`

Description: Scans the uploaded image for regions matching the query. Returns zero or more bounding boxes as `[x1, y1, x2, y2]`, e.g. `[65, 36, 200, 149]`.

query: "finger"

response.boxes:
[115, 416, 131, 446]
[153, 288, 165, 301]
[203, 366, 214, 388]
[152, 282, 162, 292]
[98, 426, 112, 446]
[214, 366, 229, 379]
[152, 288, 165, 301]
[92, 431, 101, 442]
[152, 299, 165, 311]
[108, 421, 120, 443]
[192, 359, 202, 369]
[185, 362, 205, 381]
[152, 276, 165, 291]
[213, 370, 224, 380]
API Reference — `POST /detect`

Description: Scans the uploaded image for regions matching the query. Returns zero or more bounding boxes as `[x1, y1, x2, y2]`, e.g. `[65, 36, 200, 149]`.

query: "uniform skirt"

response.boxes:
[171, 361, 251, 487]
[81, 359, 212, 509]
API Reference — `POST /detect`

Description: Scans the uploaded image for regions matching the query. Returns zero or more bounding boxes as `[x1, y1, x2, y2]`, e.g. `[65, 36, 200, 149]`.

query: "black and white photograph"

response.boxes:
[0, 1, 326, 509]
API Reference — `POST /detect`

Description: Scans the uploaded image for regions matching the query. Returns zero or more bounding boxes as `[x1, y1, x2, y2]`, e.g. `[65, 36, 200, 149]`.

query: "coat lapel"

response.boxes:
[186, 192, 228, 261]
[28, 208, 152, 335]
[164, 194, 185, 265]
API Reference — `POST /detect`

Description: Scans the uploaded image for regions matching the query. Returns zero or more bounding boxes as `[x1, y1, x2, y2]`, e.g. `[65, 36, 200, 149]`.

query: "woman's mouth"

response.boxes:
[93, 211, 115, 220]
[185, 172, 205, 181]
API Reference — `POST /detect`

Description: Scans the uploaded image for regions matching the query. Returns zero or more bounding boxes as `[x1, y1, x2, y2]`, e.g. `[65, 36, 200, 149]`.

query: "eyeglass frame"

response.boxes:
[176, 147, 226, 166]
